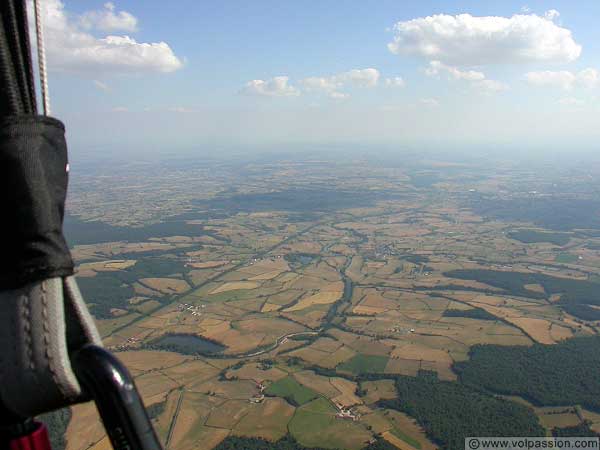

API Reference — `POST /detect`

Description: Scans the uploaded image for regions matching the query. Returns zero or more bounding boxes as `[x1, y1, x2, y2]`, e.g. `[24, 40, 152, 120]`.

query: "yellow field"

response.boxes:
[361, 380, 397, 404]
[210, 281, 260, 294]
[330, 377, 362, 407]
[284, 291, 342, 312]
[233, 398, 295, 441]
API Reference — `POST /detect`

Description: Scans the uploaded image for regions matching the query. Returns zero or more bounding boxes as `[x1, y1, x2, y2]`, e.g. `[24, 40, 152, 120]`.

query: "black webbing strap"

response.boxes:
[0, 0, 102, 422]
[0, 0, 36, 116]
[0, 116, 74, 289]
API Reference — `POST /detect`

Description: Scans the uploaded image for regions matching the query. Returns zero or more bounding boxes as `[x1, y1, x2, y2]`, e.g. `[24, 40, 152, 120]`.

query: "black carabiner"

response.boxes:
[71, 345, 163, 450]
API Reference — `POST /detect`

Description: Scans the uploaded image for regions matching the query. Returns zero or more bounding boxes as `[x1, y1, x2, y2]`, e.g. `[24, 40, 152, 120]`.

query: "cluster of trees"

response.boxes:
[508, 230, 571, 246]
[77, 255, 189, 318]
[445, 269, 600, 320]
[214, 435, 397, 450]
[454, 336, 600, 411]
[379, 371, 544, 450]
[552, 422, 599, 437]
[64, 214, 206, 245]
[443, 307, 497, 321]
[469, 197, 600, 231]
[77, 274, 135, 319]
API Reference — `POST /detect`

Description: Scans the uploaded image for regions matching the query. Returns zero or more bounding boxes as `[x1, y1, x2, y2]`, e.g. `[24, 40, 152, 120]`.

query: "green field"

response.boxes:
[265, 376, 318, 406]
[391, 428, 421, 449]
[555, 253, 580, 264]
[337, 354, 389, 374]
[289, 398, 371, 450]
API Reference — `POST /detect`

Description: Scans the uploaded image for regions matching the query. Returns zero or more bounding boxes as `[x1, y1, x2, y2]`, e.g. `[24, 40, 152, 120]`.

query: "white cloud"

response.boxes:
[385, 77, 406, 87]
[300, 76, 341, 93]
[388, 12, 581, 65]
[328, 92, 350, 100]
[545, 9, 560, 21]
[577, 68, 600, 89]
[93, 80, 109, 91]
[80, 2, 138, 32]
[241, 76, 300, 97]
[112, 106, 128, 112]
[33, 0, 183, 75]
[425, 60, 507, 93]
[300, 68, 380, 92]
[525, 68, 599, 90]
[525, 70, 576, 89]
[298, 68, 380, 99]
[558, 97, 584, 106]
[420, 98, 439, 107]
[425, 60, 485, 81]
[168, 106, 195, 113]
[474, 79, 509, 92]
[338, 68, 380, 88]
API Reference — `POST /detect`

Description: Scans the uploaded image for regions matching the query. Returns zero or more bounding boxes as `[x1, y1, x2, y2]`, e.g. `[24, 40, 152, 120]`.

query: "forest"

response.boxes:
[378, 371, 544, 450]
[442, 307, 498, 321]
[445, 269, 600, 320]
[214, 435, 396, 450]
[454, 336, 600, 411]
[508, 230, 571, 246]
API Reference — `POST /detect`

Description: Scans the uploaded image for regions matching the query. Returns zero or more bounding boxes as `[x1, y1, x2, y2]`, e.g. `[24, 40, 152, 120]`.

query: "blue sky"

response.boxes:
[38, 0, 600, 155]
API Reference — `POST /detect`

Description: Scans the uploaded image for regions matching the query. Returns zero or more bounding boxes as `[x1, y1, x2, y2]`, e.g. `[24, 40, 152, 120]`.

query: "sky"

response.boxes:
[33, 0, 600, 156]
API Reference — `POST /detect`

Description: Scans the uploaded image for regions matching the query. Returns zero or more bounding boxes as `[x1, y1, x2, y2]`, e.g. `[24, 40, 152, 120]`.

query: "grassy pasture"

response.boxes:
[289, 398, 371, 450]
[265, 376, 318, 406]
[337, 354, 389, 375]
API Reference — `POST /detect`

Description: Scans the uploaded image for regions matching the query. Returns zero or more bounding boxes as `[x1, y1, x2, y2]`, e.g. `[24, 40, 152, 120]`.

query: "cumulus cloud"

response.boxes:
[474, 79, 509, 92]
[329, 92, 350, 100]
[168, 106, 195, 113]
[80, 2, 138, 32]
[93, 80, 109, 91]
[338, 68, 380, 87]
[385, 77, 406, 87]
[425, 61, 485, 81]
[241, 76, 300, 97]
[425, 60, 507, 93]
[388, 12, 581, 65]
[558, 97, 584, 106]
[33, 0, 183, 75]
[545, 9, 560, 21]
[525, 68, 599, 90]
[242, 68, 382, 99]
[420, 98, 440, 107]
[300, 68, 380, 92]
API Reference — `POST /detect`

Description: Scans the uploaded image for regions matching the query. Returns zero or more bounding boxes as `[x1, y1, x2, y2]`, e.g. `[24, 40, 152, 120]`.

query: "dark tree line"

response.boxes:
[378, 371, 544, 450]
[444, 269, 600, 320]
[454, 336, 600, 411]
[443, 308, 498, 321]
[214, 434, 397, 450]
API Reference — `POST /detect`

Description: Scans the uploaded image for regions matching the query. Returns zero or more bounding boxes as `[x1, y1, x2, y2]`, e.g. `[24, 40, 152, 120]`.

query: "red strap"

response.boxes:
[9, 423, 52, 450]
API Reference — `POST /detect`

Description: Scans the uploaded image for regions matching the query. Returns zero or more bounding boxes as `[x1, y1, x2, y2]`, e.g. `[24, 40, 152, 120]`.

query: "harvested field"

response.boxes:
[284, 291, 342, 312]
[233, 397, 295, 441]
[330, 377, 362, 407]
[210, 281, 260, 294]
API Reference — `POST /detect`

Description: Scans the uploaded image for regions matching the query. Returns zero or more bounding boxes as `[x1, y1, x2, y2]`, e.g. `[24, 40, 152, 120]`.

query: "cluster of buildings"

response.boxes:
[333, 402, 360, 421]
[177, 302, 205, 316]
[249, 382, 266, 403]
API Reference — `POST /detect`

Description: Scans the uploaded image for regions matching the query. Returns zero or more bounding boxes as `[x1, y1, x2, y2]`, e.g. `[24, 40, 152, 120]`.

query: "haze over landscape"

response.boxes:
[35, 1, 600, 450]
